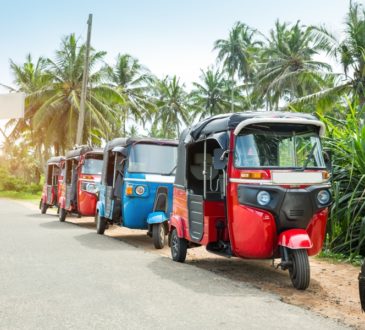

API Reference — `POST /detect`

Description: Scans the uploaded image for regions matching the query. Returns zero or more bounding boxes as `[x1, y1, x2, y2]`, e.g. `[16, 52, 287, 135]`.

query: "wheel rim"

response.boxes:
[171, 232, 178, 258]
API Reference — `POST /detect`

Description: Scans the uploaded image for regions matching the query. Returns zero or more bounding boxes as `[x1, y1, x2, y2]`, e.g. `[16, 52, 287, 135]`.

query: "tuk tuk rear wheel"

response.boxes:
[59, 208, 67, 222]
[171, 228, 187, 262]
[152, 223, 165, 249]
[41, 202, 48, 214]
[96, 213, 106, 235]
[288, 249, 310, 290]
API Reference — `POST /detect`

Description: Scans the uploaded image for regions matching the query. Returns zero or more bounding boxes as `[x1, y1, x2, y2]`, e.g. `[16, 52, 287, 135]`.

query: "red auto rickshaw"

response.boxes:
[40, 156, 65, 214]
[58, 146, 103, 222]
[169, 112, 332, 290]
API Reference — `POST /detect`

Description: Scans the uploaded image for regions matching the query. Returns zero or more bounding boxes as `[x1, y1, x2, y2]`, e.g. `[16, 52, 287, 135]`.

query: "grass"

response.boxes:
[0, 190, 41, 201]
[316, 250, 363, 267]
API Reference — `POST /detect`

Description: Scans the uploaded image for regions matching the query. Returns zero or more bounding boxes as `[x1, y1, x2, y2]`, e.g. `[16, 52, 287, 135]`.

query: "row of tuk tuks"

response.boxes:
[40, 111, 336, 291]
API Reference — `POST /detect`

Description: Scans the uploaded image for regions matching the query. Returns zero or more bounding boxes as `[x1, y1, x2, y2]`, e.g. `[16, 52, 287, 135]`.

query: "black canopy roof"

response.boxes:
[47, 156, 64, 165]
[104, 137, 178, 153]
[174, 112, 323, 187]
[190, 111, 320, 141]
[65, 146, 93, 160]
[85, 148, 103, 156]
[101, 137, 178, 185]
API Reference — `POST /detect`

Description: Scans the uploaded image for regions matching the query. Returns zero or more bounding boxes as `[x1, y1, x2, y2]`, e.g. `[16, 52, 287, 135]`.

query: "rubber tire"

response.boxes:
[152, 223, 165, 249]
[59, 208, 67, 222]
[41, 202, 48, 214]
[96, 213, 107, 235]
[289, 249, 310, 290]
[170, 228, 187, 262]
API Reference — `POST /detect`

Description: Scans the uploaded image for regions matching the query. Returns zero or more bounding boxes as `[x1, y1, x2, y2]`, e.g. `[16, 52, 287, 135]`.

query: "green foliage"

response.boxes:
[317, 250, 363, 266]
[320, 101, 365, 258]
[0, 166, 42, 193]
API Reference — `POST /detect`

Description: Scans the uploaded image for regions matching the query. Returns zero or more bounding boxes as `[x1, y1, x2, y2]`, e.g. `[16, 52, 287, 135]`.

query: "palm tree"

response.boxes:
[151, 76, 190, 139]
[256, 20, 331, 110]
[104, 54, 155, 136]
[214, 22, 262, 110]
[190, 67, 234, 120]
[33, 34, 123, 149]
[296, 1, 365, 110]
[4, 54, 52, 178]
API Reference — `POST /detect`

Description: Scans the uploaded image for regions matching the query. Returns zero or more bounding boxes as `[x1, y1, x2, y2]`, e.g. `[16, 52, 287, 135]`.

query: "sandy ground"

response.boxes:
[25, 201, 364, 329]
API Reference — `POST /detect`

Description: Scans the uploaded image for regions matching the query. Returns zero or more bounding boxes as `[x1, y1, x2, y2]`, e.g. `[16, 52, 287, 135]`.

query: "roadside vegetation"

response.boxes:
[1, 1, 365, 259]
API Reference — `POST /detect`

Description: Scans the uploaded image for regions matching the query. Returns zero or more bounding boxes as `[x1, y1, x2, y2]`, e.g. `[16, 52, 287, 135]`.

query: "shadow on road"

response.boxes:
[186, 257, 323, 296]
[108, 232, 154, 249]
[39, 220, 77, 229]
[147, 256, 255, 297]
[74, 232, 136, 251]
[27, 213, 51, 218]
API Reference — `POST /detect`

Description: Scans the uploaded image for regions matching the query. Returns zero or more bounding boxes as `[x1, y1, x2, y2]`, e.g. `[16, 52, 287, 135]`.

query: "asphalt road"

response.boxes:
[0, 199, 349, 329]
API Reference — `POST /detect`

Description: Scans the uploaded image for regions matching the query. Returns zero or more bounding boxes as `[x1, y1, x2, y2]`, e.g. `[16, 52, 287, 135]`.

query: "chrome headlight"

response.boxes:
[135, 185, 145, 195]
[317, 190, 330, 205]
[257, 191, 271, 206]
[81, 181, 98, 194]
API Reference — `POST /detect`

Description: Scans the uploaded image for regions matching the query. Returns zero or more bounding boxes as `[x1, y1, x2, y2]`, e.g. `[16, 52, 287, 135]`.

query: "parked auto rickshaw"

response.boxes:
[58, 146, 103, 222]
[169, 112, 332, 290]
[40, 156, 65, 214]
[96, 137, 178, 249]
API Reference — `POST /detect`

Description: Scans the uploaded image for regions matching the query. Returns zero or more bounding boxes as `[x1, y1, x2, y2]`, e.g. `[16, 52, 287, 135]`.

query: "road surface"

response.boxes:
[0, 199, 349, 329]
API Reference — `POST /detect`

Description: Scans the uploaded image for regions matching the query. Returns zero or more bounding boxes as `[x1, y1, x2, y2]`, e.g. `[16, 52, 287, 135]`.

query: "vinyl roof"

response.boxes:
[189, 111, 324, 140]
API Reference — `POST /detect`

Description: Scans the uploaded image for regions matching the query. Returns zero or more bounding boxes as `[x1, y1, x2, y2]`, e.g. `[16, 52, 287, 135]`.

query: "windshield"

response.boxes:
[128, 144, 177, 175]
[81, 157, 103, 175]
[234, 125, 325, 169]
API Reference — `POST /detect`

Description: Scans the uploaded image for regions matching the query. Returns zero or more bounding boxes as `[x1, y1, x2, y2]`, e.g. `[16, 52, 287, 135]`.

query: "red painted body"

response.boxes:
[169, 129, 329, 260]
[76, 174, 100, 216]
[278, 229, 313, 249]
[58, 154, 101, 217]
[41, 160, 65, 207]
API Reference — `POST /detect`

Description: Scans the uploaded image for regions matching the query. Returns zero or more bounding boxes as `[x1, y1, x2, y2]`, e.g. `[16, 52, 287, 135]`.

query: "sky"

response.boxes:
[0, 0, 357, 93]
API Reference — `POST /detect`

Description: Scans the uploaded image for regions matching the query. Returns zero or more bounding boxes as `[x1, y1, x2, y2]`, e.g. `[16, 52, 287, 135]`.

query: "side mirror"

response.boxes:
[213, 148, 228, 170]
[323, 149, 332, 171]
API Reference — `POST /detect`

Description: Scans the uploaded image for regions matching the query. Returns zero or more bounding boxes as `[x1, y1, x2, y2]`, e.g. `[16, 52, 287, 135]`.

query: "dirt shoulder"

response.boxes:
[34, 206, 364, 329]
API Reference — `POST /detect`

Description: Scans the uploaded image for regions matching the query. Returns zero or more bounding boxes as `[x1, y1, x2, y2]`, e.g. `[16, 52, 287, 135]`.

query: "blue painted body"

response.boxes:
[97, 171, 174, 230]
[147, 211, 168, 225]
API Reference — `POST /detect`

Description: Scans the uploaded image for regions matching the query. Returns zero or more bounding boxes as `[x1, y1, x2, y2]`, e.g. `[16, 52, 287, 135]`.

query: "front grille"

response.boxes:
[289, 209, 304, 217]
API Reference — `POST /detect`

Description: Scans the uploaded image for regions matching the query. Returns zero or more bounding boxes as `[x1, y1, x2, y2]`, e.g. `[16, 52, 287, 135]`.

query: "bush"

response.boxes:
[0, 166, 42, 194]
[320, 102, 365, 258]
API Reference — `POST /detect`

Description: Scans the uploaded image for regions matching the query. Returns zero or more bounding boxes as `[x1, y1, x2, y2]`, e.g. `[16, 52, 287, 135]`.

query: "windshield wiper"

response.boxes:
[164, 165, 177, 176]
[301, 142, 317, 171]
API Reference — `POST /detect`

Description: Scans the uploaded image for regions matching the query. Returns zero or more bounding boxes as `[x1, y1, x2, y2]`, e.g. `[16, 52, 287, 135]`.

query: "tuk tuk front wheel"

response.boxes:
[171, 228, 187, 262]
[96, 213, 107, 235]
[288, 249, 310, 290]
[41, 202, 48, 214]
[59, 208, 67, 222]
[152, 223, 165, 249]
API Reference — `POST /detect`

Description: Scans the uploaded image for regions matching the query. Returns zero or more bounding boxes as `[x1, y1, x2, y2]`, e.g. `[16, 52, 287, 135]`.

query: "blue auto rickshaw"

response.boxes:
[96, 137, 178, 249]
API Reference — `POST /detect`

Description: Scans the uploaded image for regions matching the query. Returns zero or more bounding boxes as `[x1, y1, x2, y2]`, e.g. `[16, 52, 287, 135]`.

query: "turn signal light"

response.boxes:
[241, 172, 263, 179]
[322, 171, 330, 180]
[126, 186, 133, 195]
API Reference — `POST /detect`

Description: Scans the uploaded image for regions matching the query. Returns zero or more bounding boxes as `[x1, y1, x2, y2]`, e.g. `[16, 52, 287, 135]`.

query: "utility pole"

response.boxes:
[76, 14, 92, 146]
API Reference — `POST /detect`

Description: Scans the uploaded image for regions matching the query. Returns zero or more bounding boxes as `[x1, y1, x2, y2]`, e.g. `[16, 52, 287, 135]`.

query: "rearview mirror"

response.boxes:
[323, 149, 332, 171]
[213, 148, 228, 170]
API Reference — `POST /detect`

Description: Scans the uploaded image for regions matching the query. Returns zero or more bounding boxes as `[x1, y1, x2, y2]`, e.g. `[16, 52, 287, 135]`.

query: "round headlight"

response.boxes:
[86, 183, 98, 194]
[257, 191, 271, 206]
[317, 190, 330, 205]
[135, 185, 145, 195]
